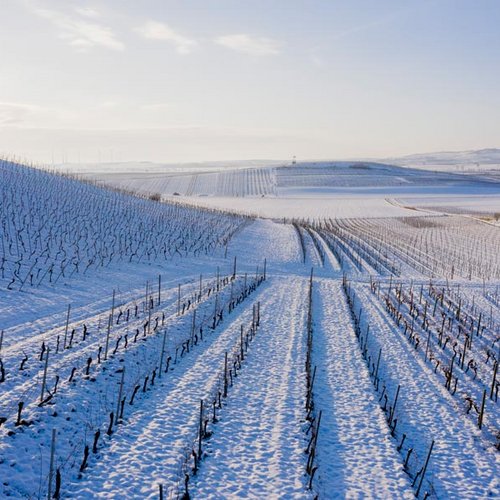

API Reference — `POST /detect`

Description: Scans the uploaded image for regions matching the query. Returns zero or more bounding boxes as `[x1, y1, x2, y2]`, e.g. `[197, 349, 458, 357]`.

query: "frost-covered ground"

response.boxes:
[387, 147, 500, 172]
[1, 159, 499, 499]
[83, 160, 499, 220]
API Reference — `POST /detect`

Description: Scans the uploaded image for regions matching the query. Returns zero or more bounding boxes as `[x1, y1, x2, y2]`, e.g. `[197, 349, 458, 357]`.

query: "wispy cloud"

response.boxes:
[140, 103, 172, 112]
[0, 102, 43, 126]
[33, 6, 124, 51]
[328, 8, 414, 43]
[74, 7, 100, 19]
[99, 100, 119, 109]
[134, 21, 196, 55]
[310, 51, 326, 68]
[214, 34, 282, 56]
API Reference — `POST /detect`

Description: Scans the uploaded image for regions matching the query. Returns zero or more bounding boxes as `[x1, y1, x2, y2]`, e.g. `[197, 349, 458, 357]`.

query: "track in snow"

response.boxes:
[354, 284, 499, 498]
[311, 278, 413, 497]
[191, 276, 310, 499]
[68, 280, 273, 498]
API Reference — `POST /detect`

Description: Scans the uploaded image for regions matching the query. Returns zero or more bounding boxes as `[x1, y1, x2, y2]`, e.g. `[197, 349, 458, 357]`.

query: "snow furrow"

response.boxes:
[355, 285, 499, 498]
[191, 276, 310, 499]
[311, 278, 413, 497]
[66, 282, 271, 499]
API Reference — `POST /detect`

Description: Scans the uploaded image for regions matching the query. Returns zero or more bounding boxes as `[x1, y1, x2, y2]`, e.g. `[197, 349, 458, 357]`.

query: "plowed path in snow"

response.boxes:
[311, 278, 413, 498]
[69, 279, 281, 499]
[191, 276, 310, 499]
[354, 284, 499, 498]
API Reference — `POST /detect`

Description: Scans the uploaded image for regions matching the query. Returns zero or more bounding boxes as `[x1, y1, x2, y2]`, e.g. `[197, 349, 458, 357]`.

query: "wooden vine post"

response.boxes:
[47, 428, 56, 500]
[111, 289, 116, 323]
[159, 330, 167, 379]
[224, 352, 228, 398]
[198, 399, 204, 458]
[115, 367, 125, 425]
[478, 389, 486, 430]
[40, 346, 50, 404]
[416, 440, 434, 497]
[491, 362, 498, 400]
[104, 314, 111, 361]
[63, 304, 71, 350]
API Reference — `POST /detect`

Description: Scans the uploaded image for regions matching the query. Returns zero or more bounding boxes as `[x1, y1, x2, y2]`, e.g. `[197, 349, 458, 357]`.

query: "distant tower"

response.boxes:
[292, 155, 296, 165]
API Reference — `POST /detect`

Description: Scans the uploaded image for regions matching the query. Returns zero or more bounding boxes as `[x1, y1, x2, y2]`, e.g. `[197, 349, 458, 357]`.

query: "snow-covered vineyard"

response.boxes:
[78, 161, 497, 199]
[0, 160, 499, 499]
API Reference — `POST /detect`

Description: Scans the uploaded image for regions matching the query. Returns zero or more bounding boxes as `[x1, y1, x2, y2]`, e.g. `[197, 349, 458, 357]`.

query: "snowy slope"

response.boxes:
[388, 148, 500, 169]
[1, 159, 499, 500]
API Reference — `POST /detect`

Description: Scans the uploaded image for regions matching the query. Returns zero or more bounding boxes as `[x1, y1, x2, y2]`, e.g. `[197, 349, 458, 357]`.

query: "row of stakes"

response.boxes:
[2, 261, 252, 426]
[343, 275, 435, 499]
[168, 300, 262, 500]
[377, 279, 495, 439]
[304, 269, 322, 492]
[35, 264, 267, 499]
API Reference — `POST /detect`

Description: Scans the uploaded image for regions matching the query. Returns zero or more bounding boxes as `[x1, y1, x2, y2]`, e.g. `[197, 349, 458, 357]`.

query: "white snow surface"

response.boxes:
[311, 278, 413, 498]
[1, 159, 499, 500]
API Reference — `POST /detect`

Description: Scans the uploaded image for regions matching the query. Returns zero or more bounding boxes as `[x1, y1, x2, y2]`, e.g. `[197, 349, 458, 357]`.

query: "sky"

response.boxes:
[0, 0, 499, 165]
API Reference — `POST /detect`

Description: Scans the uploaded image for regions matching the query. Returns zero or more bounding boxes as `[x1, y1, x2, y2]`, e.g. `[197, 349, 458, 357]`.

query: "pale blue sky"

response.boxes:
[1, 0, 499, 163]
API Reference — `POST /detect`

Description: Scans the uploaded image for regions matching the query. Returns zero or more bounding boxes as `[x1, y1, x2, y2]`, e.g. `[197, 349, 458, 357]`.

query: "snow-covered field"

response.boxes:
[1, 159, 499, 499]
[70, 159, 499, 221]
[387, 148, 500, 172]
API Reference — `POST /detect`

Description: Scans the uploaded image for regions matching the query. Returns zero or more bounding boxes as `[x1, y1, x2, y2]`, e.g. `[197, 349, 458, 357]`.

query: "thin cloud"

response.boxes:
[74, 7, 100, 19]
[0, 102, 42, 126]
[215, 34, 282, 56]
[310, 52, 326, 68]
[99, 101, 119, 109]
[33, 6, 124, 51]
[134, 21, 196, 55]
[328, 7, 415, 43]
[141, 103, 172, 112]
